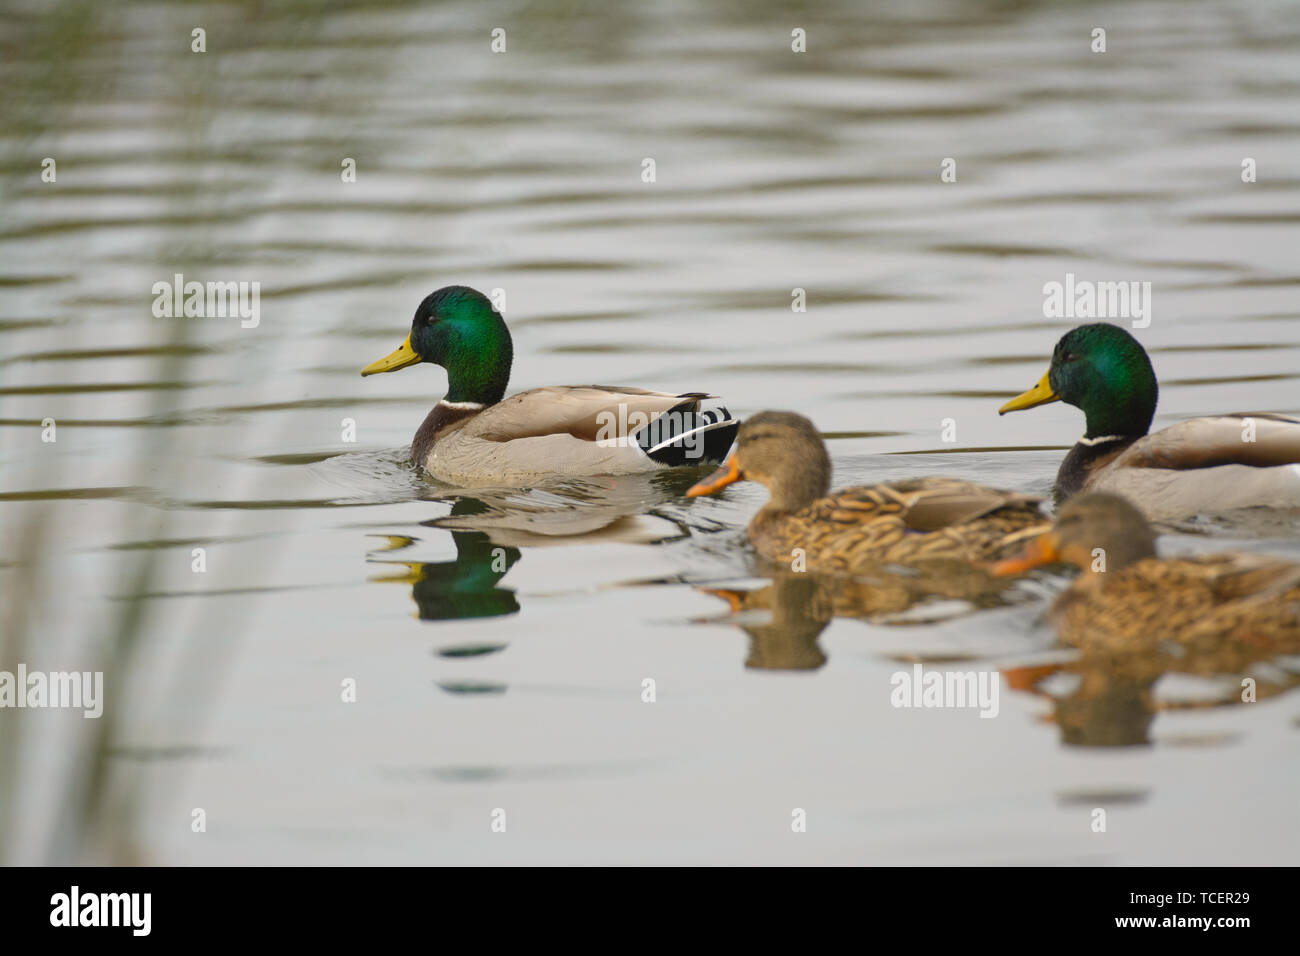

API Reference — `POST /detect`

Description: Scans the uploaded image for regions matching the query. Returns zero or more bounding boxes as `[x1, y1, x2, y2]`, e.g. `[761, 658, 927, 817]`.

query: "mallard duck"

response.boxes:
[998, 322, 1300, 518]
[685, 410, 1048, 572]
[362, 286, 738, 484]
[990, 492, 1300, 658]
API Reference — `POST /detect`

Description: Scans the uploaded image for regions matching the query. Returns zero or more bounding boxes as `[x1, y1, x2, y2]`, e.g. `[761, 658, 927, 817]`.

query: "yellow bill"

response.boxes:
[361, 333, 422, 376]
[998, 370, 1059, 414]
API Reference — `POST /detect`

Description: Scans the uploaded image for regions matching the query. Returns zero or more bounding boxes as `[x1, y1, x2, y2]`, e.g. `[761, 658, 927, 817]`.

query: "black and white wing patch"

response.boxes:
[635, 400, 740, 468]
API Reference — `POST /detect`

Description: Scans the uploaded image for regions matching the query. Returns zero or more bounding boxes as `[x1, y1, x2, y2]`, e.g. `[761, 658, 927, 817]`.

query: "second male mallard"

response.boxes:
[999, 322, 1300, 519]
[362, 286, 738, 484]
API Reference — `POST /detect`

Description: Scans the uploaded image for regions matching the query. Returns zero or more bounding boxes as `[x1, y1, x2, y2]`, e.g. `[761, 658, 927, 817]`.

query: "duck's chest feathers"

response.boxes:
[412, 401, 482, 465]
[1057, 435, 1138, 502]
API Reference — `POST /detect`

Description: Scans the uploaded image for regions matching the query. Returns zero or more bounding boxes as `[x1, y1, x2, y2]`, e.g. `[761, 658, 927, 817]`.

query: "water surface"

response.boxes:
[2, 0, 1299, 864]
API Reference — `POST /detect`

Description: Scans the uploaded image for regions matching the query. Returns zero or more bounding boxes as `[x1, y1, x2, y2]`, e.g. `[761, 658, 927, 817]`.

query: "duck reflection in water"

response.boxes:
[368, 474, 688, 624]
[1006, 647, 1300, 748]
[369, 497, 521, 622]
[703, 573, 835, 671]
[700, 557, 1037, 672]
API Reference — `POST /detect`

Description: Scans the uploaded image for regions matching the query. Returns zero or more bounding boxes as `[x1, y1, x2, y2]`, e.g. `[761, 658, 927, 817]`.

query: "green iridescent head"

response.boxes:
[999, 323, 1158, 438]
[362, 286, 513, 405]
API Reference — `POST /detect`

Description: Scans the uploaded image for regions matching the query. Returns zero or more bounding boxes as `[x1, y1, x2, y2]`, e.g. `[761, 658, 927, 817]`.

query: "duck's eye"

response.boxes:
[1063, 352, 1080, 363]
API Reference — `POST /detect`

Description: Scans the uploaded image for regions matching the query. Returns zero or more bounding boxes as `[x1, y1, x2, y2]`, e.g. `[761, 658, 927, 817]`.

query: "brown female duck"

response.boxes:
[991, 492, 1300, 658]
[685, 410, 1047, 572]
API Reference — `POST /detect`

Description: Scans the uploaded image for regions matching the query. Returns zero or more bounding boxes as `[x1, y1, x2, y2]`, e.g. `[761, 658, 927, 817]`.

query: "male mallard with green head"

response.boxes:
[686, 410, 1047, 572]
[998, 322, 1300, 519]
[362, 286, 738, 484]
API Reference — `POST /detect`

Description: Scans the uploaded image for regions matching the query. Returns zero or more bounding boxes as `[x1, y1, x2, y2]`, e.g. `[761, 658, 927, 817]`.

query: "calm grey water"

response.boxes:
[2, 0, 1298, 864]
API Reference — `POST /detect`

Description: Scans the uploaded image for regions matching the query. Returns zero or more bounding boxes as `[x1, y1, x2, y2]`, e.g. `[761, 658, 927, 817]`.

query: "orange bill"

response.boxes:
[1002, 662, 1064, 693]
[989, 531, 1061, 576]
[686, 454, 742, 497]
[700, 587, 745, 613]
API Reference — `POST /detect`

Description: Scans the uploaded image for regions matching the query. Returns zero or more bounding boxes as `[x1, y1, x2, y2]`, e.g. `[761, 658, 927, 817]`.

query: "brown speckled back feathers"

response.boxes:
[751, 477, 1047, 572]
